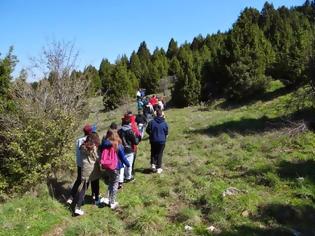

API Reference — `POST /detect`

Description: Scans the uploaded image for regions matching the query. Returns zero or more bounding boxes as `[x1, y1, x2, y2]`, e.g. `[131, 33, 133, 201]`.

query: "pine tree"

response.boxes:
[152, 47, 169, 78]
[137, 41, 151, 64]
[0, 47, 17, 112]
[166, 38, 178, 59]
[168, 57, 182, 77]
[84, 65, 101, 96]
[99, 59, 113, 94]
[129, 51, 142, 79]
[224, 8, 275, 99]
[172, 46, 201, 106]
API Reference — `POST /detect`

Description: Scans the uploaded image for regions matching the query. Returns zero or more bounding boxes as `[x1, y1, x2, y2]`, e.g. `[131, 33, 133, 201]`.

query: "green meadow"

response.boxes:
[1, 82, 315, 236]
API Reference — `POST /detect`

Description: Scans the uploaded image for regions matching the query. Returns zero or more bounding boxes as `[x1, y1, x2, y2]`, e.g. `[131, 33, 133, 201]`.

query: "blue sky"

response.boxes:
[0, 0, 305, 80]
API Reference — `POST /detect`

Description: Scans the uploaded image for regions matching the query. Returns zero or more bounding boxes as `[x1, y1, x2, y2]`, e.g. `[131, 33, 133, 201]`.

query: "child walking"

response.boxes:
[100, 129, 130, 209]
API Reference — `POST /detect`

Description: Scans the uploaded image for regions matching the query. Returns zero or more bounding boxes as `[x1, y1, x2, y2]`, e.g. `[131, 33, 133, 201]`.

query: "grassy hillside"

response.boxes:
[1, 82, 315, 236]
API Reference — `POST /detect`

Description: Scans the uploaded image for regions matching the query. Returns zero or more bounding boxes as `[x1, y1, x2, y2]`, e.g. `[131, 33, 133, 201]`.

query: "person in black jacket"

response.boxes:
[146, 109, 169, 174]
[136, 109, 147, 138]
[118, 115, 139, 185]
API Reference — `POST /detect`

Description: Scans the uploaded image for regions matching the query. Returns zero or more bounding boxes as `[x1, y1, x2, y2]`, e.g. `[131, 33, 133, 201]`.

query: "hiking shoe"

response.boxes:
[99, 197, 110, 205]
[157, 168, 163, 174]
[74, 208, 84, 216]
[110, 202, 119, 210]
[151, 164, 156, 171]
[66, 197, 73, 205]
[94, 198, 102, 206]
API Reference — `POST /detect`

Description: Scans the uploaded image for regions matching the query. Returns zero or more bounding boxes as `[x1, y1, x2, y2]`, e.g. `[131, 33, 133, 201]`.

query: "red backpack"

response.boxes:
[100, 146, 118, 171]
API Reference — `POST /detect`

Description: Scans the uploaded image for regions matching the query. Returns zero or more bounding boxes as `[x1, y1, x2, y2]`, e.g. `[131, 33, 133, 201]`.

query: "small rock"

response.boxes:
[184, 225, 193, 231]
[297, 177, 304, 182]
[222, 187, 243, 197]
[207, 225, 216, 232]
[241, 210, 249, 217]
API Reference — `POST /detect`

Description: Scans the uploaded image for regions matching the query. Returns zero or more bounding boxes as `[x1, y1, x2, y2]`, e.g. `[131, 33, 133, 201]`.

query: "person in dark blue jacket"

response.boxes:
[146, 109, 169, 174]
[100, 129, 130, 209]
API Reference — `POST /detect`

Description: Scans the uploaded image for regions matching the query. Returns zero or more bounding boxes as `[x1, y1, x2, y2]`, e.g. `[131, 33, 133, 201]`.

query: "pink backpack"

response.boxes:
[100, 147, 118, 171]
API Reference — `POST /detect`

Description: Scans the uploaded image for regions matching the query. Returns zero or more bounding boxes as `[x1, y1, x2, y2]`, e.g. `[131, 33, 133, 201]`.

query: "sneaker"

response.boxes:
[110, 202, 119, 210]
[157, 168, 163, 174]
[151, 164, 156, 171]
[66, 197, 73, 205]
[74, 208, 84, 216]
[94, 199, 102, 206]
[100, 197, 109, 205]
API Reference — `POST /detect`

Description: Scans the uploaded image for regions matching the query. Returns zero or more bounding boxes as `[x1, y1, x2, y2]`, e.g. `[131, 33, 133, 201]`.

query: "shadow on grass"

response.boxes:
[190, 108, 315, 137]
[219, 225, 295, 236]
[217, 86, 294, 111]
[277, 159, 315, 183]
[219, 204, 315, 235]
[47, 178, 71, 205]
[134, 168, 154, 175]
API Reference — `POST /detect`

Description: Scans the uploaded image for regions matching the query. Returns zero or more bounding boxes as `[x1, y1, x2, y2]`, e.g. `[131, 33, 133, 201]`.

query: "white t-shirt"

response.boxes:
[75, 136, 87, 167]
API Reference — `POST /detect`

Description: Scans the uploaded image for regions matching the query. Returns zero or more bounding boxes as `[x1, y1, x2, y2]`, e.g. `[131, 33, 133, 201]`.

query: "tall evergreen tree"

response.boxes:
[84, 65, 101, 96]
[191, 34, 205, 51]
[137, 41, 151, 64]
[172, 46, 201, 106]
[129, 51, 142, 80]
[0, 47, 17, 112]
[224, 8, 275, 99]
[166, 38, 178, 59]
[99, 59, 113, 94]
[152, 47, 169, 78]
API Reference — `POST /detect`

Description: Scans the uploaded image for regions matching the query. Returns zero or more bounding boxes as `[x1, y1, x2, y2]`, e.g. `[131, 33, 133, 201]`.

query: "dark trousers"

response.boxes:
[70, 166, 99, 201]
[91, 179, 99, 201]
[132, 151, 137, 176]
[150, 142, 165, 169]
[70, 166, 82, 198]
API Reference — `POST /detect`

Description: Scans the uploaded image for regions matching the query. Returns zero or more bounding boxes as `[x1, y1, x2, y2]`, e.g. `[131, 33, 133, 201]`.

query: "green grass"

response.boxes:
[1, 82, 315, 235]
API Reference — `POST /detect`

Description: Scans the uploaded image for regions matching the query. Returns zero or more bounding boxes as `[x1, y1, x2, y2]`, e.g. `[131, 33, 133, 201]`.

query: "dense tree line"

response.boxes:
[93, 1, 315, 109]
[1, 1, 314, 196]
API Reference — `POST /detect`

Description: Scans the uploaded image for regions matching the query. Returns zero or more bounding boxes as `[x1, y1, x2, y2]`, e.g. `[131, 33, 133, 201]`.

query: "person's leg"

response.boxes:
[124, 153, 134, 180]
[132, 150, 137, 176]
[150, 142, 156, 166]
[156, 143, 165, 169]
[118, 167, 124, 188]
[91, 179, 99, 201]
[70, 166, 82, 198]
[109, 170, 120, 204]
[76, 180, 88, 208]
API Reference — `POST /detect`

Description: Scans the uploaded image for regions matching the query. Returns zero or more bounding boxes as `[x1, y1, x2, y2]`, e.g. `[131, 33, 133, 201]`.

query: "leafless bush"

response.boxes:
[27, 40, 89, 116]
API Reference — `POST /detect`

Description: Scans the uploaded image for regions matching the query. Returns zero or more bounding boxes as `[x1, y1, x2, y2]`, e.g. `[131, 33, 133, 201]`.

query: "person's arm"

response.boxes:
[129, 130, 140, 145]
[118, 145, 130, 167]
[165, 122, 169, 137]
[146, 121, 152, 135]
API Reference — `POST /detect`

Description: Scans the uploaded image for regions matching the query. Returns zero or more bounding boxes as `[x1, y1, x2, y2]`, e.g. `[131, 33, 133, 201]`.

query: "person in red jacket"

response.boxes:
[149, 95, 158, 108]
[126, 112, 141, 176]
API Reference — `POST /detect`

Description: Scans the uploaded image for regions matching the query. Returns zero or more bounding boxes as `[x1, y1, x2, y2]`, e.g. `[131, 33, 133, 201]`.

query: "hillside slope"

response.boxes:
[1, 83, 315, 236]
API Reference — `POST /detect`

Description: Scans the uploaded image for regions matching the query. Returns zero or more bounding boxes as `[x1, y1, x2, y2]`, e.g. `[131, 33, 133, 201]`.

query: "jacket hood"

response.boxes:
[102, 139, 112, 148]
[121, 124, 131, 131]
[154, 116, 165, 124]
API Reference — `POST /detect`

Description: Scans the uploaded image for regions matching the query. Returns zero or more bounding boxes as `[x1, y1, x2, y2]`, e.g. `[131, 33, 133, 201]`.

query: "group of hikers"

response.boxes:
[66, 91, 169, 216]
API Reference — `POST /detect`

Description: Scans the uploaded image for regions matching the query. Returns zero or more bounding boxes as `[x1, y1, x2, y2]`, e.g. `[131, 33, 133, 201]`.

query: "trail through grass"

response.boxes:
[1, 83, 315, 235]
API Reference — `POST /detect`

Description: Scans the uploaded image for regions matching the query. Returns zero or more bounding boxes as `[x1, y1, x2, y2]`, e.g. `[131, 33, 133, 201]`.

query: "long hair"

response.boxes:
[105, 129, 122, 151]
[83, 133, 100, 151]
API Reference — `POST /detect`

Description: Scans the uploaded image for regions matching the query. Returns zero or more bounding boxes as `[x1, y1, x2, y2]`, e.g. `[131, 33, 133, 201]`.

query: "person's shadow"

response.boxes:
[134, 168, 154, 174]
